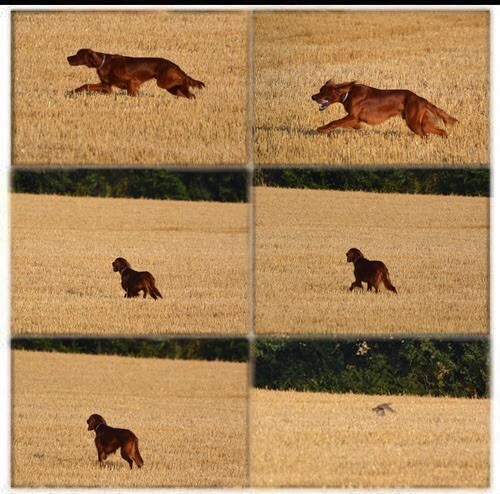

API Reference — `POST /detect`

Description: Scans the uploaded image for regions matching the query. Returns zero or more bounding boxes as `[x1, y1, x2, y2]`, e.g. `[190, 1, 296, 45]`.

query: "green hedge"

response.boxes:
[254, 339, 489, 398]
[254, 169, 489, 197]
[12, 170, 248, 203]
[11, 338, 249, 363]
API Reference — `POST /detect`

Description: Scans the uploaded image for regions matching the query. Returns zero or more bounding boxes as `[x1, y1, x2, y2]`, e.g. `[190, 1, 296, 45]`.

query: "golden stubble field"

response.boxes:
[12, 11, 248, 167]
[11, 193, 248, 335]
[251, 388, 489, 488]
[255, 186, 489, 335]
[253, 11, 489, 166]
[11, 350, 248, 488]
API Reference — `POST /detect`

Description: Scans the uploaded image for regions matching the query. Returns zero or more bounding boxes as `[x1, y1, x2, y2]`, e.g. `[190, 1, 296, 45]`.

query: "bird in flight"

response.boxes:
[372, 403, 396, 416]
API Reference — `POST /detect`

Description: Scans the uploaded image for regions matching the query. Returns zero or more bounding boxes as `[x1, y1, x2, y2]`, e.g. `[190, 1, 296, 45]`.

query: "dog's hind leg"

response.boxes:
[422, 111, 448, 138]
[120, 448, 134, 469]
[157, 69, 196, 99]
[403, 98, 427, 137]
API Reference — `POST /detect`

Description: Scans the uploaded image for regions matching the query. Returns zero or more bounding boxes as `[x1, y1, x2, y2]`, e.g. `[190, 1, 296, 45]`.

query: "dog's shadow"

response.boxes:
[254, 124, 401, 139]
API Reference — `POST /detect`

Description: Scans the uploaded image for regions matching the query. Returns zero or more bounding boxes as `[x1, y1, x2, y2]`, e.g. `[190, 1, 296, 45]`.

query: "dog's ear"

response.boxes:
[337, 81, 356, 93]
[86, 50, 102, 68]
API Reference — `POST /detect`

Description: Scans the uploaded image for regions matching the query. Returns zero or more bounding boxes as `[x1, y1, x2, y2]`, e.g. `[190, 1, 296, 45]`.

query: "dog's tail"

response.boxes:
[186, 75, 205, 90]
[148, 283, 163, 301]
[382, 270, 398, 294]
[132, 441, 144, 468]
[425, 101, 458, 127]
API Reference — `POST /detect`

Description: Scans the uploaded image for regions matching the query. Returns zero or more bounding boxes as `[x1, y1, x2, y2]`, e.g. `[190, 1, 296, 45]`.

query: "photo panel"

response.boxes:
[253, 10, 489, 167]
[10, 169, 250, 336]
[12, 10, 248, 167]
[251, 337, 490, 488]
[11, 337, 249, 488]
[254, 169, 489, 336]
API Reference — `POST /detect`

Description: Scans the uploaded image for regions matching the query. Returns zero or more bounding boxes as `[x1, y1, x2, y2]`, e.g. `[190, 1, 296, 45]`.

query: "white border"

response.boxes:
[1, 4, 497, 494]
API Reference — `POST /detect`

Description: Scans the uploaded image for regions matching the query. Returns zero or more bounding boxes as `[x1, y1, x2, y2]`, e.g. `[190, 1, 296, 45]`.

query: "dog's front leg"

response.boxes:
[317, 115, 362, 133]
[74, 83, 112, 94]
[349, 281, 362, 292]
[98, 449, 107, 465]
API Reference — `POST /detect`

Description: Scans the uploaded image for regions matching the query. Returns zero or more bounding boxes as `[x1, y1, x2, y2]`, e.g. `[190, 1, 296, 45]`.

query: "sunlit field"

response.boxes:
[255, 186, 489, 335]
[253, 11, 489, 166]
[11, 193, 248, 335]
[251, 388, 489, 487]
[12, 11, 248, 167]
[12, 350, 248, 487]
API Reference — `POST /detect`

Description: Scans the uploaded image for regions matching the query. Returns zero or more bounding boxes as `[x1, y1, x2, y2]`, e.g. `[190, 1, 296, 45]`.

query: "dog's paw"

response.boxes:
[316, 125, 331, 133]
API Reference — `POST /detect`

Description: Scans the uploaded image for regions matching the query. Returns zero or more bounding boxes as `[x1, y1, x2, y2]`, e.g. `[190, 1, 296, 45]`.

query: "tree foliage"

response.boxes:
[11, 338, 249, 363]
[12, 170, 248, 203]
[254, 339, 489, 398]
[254, 169, 489, 197]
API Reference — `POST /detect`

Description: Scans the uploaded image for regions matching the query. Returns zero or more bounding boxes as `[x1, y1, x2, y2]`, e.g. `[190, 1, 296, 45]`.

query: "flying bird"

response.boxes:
[372, 403, 396, 416]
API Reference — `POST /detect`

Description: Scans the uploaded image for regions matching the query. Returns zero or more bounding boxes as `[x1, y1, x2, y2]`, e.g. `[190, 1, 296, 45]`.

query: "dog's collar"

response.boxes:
[97, 54, 106, 70]
[341, 91, 349, 104]
[94, 422, 105, 432]
[120, 266, 130, 274]
[353, 256, 362, 264]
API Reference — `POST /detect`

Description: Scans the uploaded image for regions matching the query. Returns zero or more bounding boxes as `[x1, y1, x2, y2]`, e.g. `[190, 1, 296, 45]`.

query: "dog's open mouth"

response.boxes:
[318, 100, 330, 111]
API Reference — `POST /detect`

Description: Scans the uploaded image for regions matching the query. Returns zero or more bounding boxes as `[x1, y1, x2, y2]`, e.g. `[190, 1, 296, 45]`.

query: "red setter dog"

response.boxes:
[112, 257, 163, 300]
[312, 80, 457, 137]
[67, 48, 205, 97]
[87, 414, 144, 469]
[346, 248, 397, 294]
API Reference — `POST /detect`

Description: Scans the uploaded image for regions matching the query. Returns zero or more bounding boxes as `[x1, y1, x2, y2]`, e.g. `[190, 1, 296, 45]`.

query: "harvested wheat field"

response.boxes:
[253, 10, 489, 166]
[11, 193, 248, 335]
[12, 10, 247, 167]
[11, 350, 248, 488]
[251, 388, 489, 488]
[255, 186, 488, 335]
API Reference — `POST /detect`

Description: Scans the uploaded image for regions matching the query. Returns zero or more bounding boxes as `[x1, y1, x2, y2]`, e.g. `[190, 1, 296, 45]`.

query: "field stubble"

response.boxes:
[253, 11, 489, 166]
[11, 193, 248, 335]
[255, 186, 489, 335]
[12, 350, 248, 488]
[251, 388, 489, 488]
[13, 11, 248, 166]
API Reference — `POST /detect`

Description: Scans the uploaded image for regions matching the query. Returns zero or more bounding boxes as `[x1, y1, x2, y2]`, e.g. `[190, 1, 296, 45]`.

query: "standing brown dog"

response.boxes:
[346, 248, 397, 294]
[87, 414, 144, 469]
[67, 48, 205, 97]
[312, 80, 458, 137]
[112, 257, 163, 300]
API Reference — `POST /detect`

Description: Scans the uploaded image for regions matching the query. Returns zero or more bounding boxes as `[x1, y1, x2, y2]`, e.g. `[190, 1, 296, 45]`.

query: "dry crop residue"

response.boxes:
[251, 388, 489, 487]
[12, 350, 248, 488]
[11, 193, 248, 335]
[255, 186, 489, 335]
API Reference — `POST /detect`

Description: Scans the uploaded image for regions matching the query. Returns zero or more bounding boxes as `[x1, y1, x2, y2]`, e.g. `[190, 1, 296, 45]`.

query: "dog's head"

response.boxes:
[312, 80, 356, 111]
[67, 48, 103, 68]
[87, 414, 106, 431]
[346, 248, 364, 263]
[112, 257, 130, 273]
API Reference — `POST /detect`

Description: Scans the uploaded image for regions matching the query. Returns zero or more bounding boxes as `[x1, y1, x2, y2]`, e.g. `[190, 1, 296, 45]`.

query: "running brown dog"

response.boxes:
[346, 248, 397, 294]
[312, 80, 457, 137]
[67, 48, 205, 97]
[112, 257, 163, 300]
[87, 414, 144, 469]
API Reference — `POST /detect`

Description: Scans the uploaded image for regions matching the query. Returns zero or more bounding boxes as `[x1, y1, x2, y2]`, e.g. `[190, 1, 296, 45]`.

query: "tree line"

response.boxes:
[254, 339, 489, 398]
[12, 170, 248, 203]
[11, 169, 489, 201]
[254, 169, 489, 196]
[11, 338, 249, 363]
